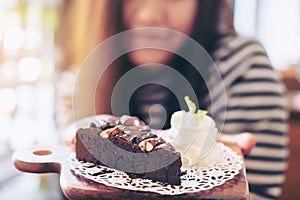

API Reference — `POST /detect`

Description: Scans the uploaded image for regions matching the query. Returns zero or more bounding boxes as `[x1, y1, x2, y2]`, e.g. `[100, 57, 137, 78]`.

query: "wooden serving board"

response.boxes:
[12, 143, 249, 200]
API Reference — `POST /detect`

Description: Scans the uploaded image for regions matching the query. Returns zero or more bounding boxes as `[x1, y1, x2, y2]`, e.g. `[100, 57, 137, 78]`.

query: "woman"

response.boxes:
[59, 0, 288, 199]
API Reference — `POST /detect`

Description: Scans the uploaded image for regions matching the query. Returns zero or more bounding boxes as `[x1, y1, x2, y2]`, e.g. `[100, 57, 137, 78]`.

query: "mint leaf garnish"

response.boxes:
[184, 96, 207, 120]
[184, 96, 196, 113]
[196, 109, 207, 120]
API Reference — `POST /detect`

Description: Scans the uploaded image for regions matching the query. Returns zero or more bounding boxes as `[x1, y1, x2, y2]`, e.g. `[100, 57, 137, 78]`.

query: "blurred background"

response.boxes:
[0, 0, 299, 199]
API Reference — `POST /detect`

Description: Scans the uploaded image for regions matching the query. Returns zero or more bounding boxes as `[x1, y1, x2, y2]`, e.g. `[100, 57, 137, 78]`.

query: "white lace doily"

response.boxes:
[68, 142, 243, 195]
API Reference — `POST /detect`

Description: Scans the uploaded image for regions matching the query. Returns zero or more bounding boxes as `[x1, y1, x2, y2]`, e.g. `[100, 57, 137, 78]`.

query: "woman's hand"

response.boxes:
[217, 133, 256, 155]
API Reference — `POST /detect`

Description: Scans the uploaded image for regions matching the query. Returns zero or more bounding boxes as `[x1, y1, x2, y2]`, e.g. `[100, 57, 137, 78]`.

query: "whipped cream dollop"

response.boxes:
[169, 110, 218, 167]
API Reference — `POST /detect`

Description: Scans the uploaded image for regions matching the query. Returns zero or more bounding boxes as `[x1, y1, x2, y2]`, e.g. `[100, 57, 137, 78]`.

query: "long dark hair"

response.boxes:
[96, 0, 236, 126]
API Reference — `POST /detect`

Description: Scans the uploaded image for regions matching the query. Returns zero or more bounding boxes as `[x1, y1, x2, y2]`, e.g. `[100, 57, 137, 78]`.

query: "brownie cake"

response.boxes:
[75, 115, 182, 185]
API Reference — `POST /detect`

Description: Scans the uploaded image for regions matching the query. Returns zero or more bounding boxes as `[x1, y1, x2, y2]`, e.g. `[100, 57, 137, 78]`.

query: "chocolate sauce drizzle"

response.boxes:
[90, 115, 166, 152]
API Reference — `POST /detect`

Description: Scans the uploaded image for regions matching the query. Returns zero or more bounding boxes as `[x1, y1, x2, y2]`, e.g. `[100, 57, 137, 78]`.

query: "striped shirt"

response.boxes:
[128, 35, 289, 199]
[211, 35, 289, 199]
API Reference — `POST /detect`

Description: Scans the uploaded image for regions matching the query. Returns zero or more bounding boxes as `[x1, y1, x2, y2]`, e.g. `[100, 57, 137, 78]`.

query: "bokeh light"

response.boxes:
[3, 26, 24, 50]
[17, 56, 42, 81]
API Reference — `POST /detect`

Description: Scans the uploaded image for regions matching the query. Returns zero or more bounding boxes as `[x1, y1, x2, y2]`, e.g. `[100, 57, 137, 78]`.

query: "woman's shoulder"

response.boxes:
[212, 34, 267, 62]
[211, 34, 280, 86]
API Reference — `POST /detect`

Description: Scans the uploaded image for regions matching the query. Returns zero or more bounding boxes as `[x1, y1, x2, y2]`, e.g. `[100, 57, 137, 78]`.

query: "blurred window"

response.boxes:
[234, 0, 300, 69]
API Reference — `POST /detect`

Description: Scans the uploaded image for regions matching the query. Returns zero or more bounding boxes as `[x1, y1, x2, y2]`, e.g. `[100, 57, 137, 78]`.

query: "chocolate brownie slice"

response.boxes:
[75, 115, 182, 185]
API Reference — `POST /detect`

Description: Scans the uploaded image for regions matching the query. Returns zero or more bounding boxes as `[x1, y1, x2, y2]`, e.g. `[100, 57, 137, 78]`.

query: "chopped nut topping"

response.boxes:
[99, 127, 119, 138]
[99, 129, 110, 138]
[120, 115, 132, 125]
[138, 138, 158, 152]
[139, 141, 154, 152]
